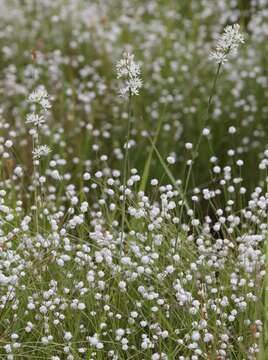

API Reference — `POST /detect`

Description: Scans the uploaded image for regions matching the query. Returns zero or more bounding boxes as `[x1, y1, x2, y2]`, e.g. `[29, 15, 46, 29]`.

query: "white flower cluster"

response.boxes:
[26, 86, 51, 126]
[116, 52, 142, 98]
[28, 87, 51, 111]
[26, 86, 52, 159]
[210, 24, 245, 64]
[32, 144, 52, 159]
[26, 113, 46, 127]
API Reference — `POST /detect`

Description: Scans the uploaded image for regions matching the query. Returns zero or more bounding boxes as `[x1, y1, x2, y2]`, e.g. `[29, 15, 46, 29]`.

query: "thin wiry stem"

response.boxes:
[32, 135, 39, 233]
[176, 62, 222, 247]
[120, 90, 132, 255]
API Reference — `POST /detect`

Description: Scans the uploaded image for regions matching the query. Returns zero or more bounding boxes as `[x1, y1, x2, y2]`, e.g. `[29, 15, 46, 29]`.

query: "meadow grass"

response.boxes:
[0, 1, 267, 359]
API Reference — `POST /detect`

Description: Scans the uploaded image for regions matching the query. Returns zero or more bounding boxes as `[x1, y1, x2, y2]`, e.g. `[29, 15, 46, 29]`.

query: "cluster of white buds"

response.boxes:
[26, 86, 52, 159]
[28, 87, 51, 111]
[32, 144, 51, 159]
[209, 24, 245, 64]
[116, 52, 142, 98]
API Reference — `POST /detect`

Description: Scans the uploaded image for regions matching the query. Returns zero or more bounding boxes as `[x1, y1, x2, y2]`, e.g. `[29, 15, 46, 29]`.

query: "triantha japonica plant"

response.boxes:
[0, 1, 267, 358]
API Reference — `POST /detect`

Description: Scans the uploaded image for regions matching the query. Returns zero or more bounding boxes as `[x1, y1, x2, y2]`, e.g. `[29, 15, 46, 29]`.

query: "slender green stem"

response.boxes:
[208, 63, 221, 110]
[120, 91, 132, 254]
[182, 62, 221, 199]
[193, 62, 222, 162]
[32, 136, 39, 233]
[139, 105, 167, 192]
[176, 63, 222, 246]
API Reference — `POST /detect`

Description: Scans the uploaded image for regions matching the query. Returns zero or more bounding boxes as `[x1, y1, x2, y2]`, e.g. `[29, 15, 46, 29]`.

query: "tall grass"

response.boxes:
[0, 1, 267, 359]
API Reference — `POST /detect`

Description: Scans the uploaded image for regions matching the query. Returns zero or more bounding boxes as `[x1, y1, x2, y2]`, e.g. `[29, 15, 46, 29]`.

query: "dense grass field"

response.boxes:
[0, 0, 268, 359]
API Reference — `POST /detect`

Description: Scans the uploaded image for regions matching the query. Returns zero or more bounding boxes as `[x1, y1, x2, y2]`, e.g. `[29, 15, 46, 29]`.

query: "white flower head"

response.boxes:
[209, 24, 245, 64]
[28, 86, 51, 111]
[116, 52, 142, 98]
[26, 86, 51, 128]
[26, 113, 46, 127]
[209, 50, 228, 64]
[32, 145, 51, 159]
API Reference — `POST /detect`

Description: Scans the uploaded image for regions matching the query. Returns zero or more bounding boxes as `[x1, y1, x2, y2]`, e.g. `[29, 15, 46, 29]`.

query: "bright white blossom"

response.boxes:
[116, 52, 142, 98]
[26, 113, 46, 127]
[26, 86, 51, 130]
[28, 86, 51, 110]
[32, 145, 51, 159]
[26, 87, 52, 162]
[210, 24, 245, 64]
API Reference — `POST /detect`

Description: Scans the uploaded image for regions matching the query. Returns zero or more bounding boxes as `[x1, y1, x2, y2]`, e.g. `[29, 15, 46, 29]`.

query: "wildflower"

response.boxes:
[32, 145, 51, 159]
[209, 50, 228, 64]
[26, 113, 46, 127]
[5, 140, 13, 148]
[116, 52, 142, 98]
[210, 24, 245, 64]
[28, 86, 51, 110]
[167, 156, 176, 164]
[64, 332, 73, 341]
